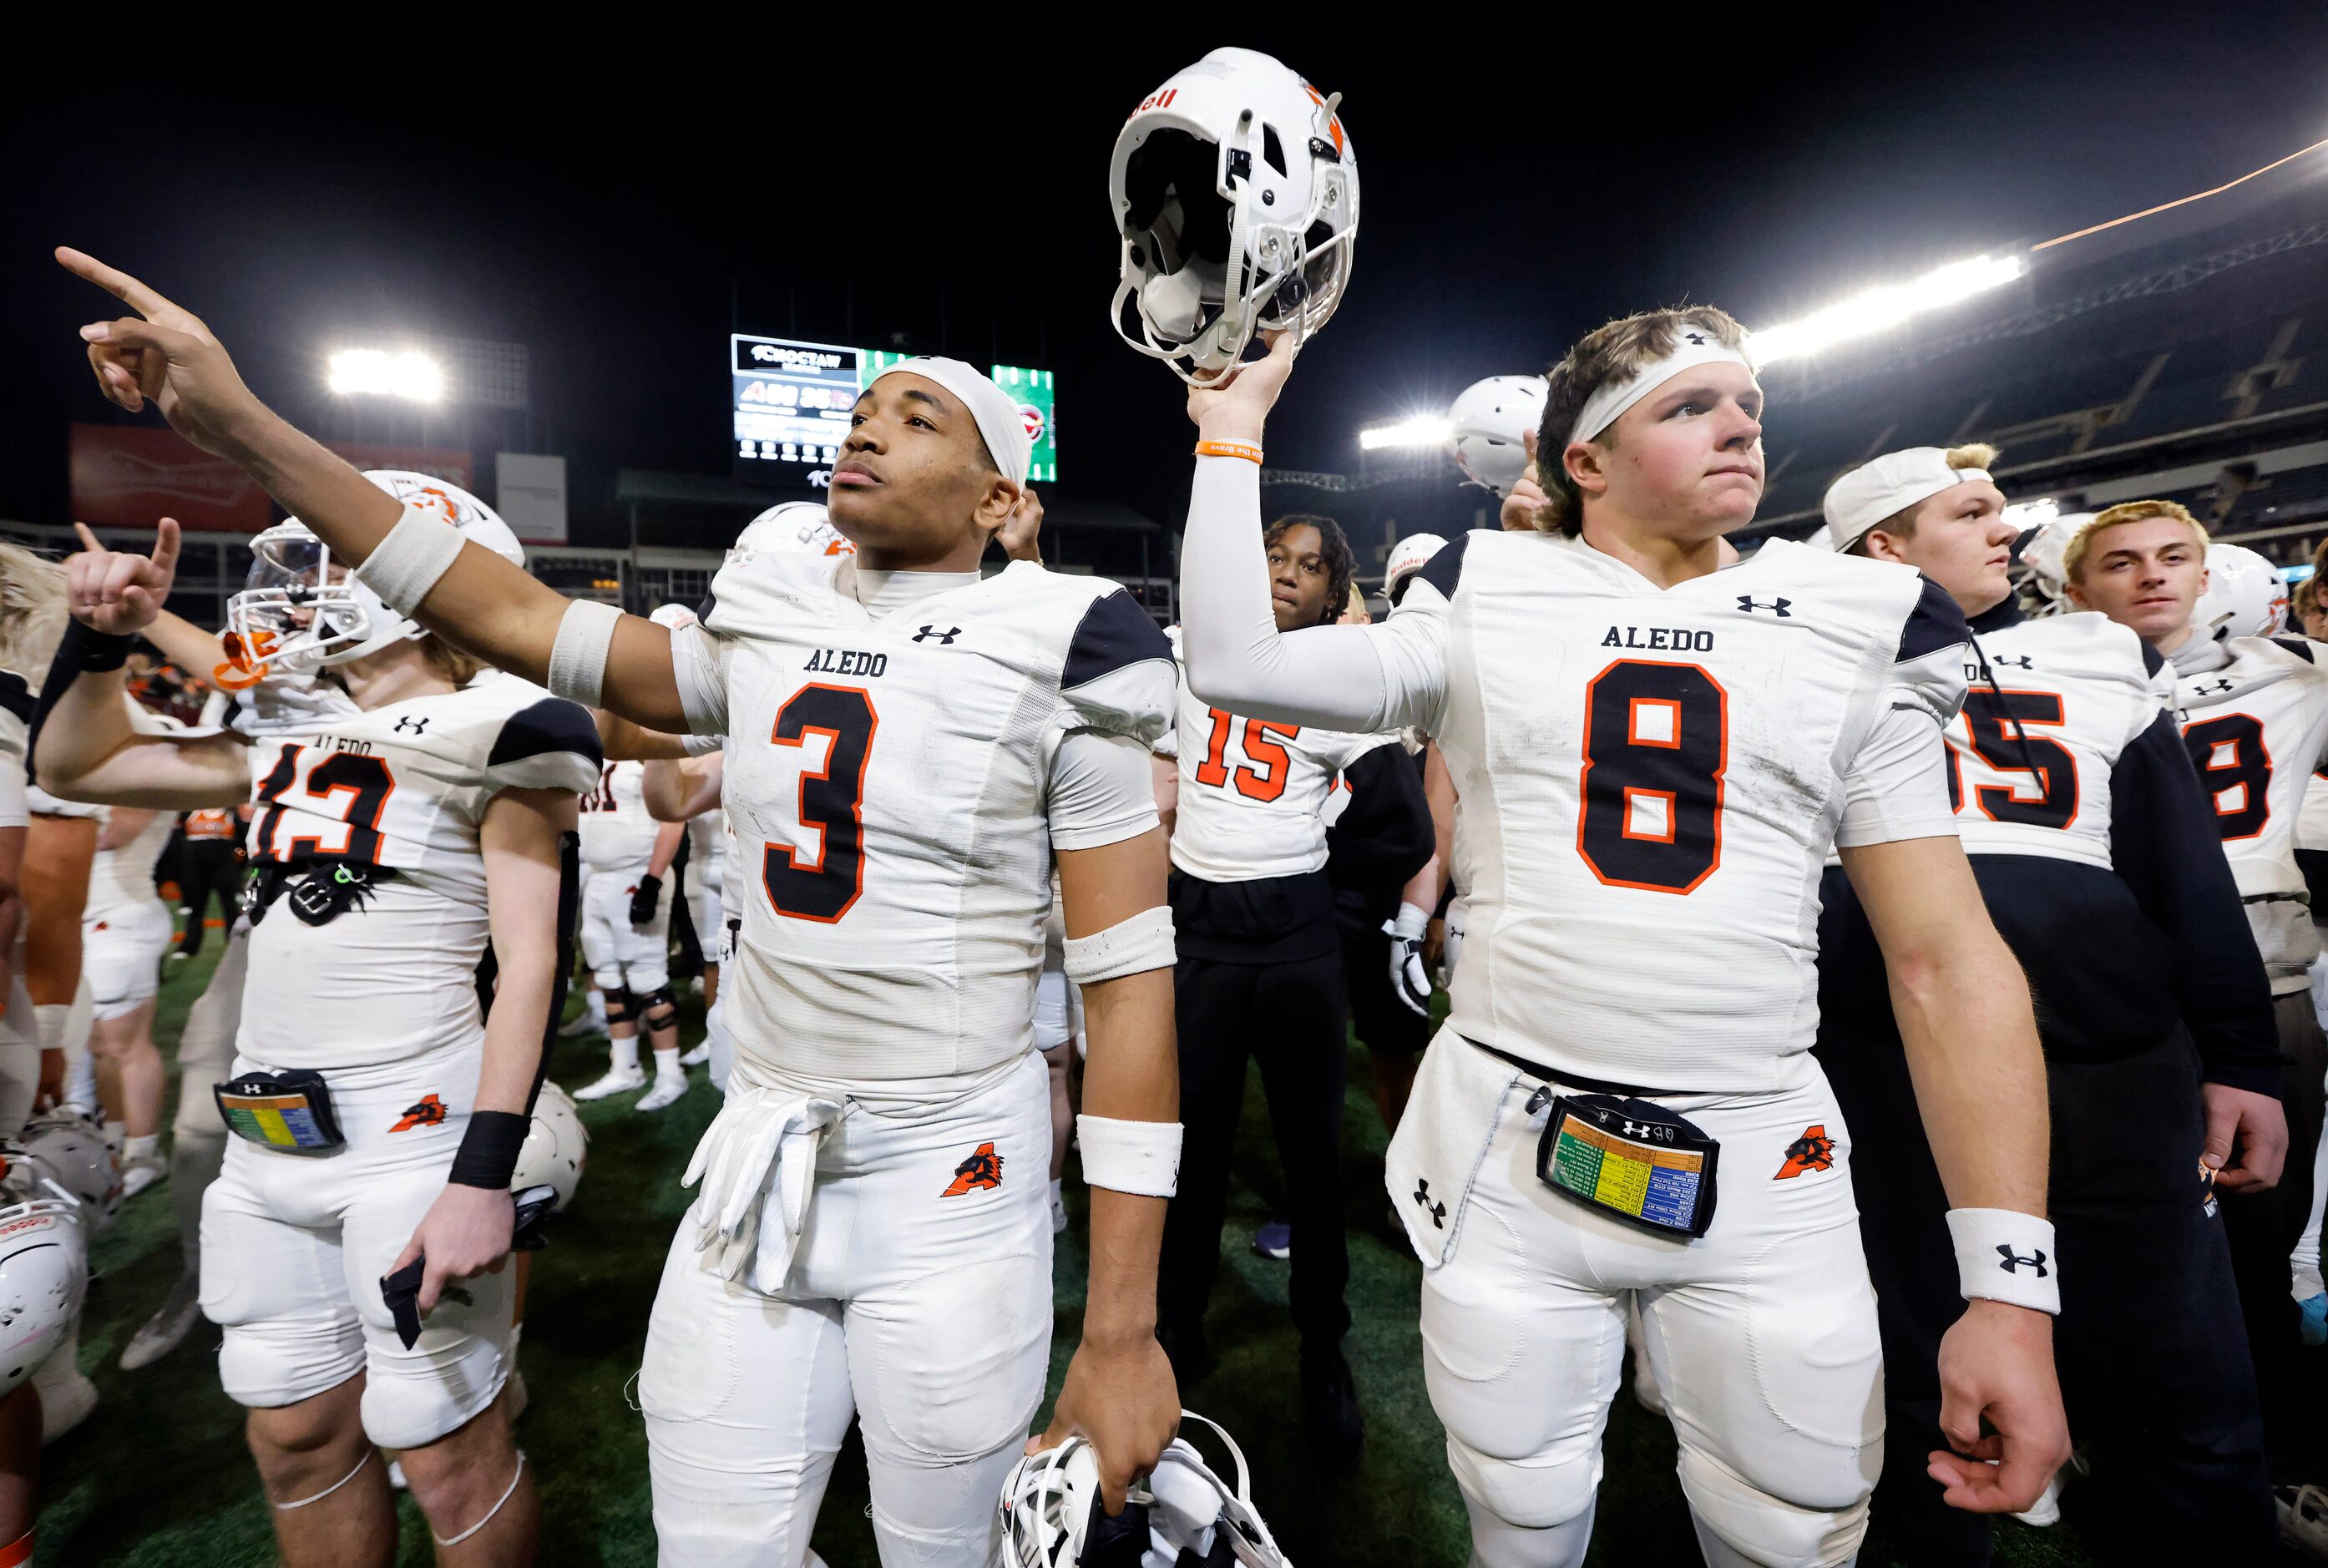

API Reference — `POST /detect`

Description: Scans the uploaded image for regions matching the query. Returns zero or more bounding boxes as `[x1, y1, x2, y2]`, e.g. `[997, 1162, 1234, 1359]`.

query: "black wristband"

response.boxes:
[448, 1109, 530, 1190]
[57, 618, 134, 673]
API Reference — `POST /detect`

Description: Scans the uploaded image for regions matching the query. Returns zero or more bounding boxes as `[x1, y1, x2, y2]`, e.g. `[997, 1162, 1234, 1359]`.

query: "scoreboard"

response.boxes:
[734, 334, 1057, 484]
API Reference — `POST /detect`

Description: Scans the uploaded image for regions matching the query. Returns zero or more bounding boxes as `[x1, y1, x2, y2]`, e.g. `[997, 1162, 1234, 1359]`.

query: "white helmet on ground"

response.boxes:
[1111, 48, 1358, 386]
[1000, 1411, 1291, 1567]
[513, 1082, 587, 1211]
[2194, 542, 2290, 642]
[1448, 376, 1548, 497]
[224, 472, 524, 682]
[1383, 533, 1447, 602]
[731, 502, 852, 563]
[0, 1198, 87, 1397]
[9, 1115, 121, 1232]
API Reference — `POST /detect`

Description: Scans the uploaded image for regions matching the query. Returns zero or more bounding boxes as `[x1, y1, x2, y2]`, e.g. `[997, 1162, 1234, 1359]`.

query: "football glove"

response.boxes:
[1384, 902, 1432, 1018]
[630, 874, 662, 928]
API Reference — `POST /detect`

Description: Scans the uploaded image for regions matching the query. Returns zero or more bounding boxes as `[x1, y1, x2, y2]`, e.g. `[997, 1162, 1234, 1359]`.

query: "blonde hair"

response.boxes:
[2063, 498, 2209, 584]
[1841, 443, 2005, 557]
[421, 635, 483, 688]
[0, 543, 67, 679]
[1534, 305, 1753, 538]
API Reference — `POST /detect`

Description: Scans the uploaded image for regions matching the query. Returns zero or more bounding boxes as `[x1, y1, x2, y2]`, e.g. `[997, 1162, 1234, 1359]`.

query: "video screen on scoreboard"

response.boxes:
[736, 335, 1059, 484]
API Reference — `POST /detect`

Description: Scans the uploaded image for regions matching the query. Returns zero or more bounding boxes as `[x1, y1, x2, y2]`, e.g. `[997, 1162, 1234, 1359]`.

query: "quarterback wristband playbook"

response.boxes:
[1536, 1092, 1718, 1239]
[215, 1070, 346, 1152]
[1947, 1207, 2060, 1313]
[448, 1110, 530, 1190]
[1076, 1115, 1182, 1197]
[353, 503, 468, 615]
[547, 599, 625, 708]
[1062, 905, 1176, 984]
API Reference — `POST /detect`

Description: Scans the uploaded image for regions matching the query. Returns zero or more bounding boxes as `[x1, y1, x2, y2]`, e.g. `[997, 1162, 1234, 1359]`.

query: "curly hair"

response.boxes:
[1263, 513, 1356, 629]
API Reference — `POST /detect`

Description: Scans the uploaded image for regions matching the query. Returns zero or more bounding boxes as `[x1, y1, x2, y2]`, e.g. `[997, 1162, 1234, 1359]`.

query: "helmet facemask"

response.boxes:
[222, 523, 426, 687]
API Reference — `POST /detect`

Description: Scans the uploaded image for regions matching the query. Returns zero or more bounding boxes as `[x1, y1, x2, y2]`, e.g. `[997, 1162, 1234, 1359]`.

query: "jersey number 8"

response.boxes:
[1576, 660, 1728, 894]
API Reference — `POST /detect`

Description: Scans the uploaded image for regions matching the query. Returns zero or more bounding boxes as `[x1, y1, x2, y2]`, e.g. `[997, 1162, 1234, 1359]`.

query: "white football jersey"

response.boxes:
[673, 555, 1173, 1080]
[0, 672, 29, 831]
[2299, 766, 2328, 855]
[1390, 533, 1966, 1094]
[225, 669, 362, 738]
[579, 759, 664, 873]
[1947, 611, 2171, 867]
[238, 676, 600, 1070]
[84, 808, 175, 923]
[686, 809, 726, 888]
[2174, 634, 2328, 980]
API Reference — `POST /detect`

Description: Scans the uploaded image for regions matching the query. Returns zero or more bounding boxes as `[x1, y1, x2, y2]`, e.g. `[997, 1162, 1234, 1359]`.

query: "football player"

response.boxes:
[1816, 448, 2280, 1561]
[82, 799, 176, 1196]
[34, 488, 598, 1568]
[60, 252, 1183, 1565]
[572, 757, 689, 1110]
[2066, 499, 2328, 1457]
[1176, 318, 2068, 1568]
[1156, 511, 1431, 1472]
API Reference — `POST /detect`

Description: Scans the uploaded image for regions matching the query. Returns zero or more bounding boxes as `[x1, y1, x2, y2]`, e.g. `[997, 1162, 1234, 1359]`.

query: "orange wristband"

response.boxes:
[1195, 438, 1263, 464]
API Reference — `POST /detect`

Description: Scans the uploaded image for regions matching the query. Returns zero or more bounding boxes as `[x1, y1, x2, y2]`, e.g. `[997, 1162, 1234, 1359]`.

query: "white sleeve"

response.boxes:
[0, 755, 25, 832]
[1835, 704, 1961, 847]
[668, 623, 732, 738]
[1182, 456, 1443, 731]
[1048, 729, 1161, 852]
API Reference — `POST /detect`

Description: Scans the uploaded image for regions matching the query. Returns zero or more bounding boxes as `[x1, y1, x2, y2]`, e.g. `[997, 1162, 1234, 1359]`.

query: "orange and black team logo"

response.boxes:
[390, 1095, 449, 1133]
[1774, 1125, 1836, 1180]
[941, 1141, 1004, 1197]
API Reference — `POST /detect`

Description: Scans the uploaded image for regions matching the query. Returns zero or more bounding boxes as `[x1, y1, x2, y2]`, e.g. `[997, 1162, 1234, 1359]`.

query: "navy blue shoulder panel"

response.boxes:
[1897, 574, 1971, 664]
[488, 696, 605, 770]
[2141, 639, 2166, 676]
[2275, 636, 2316, 664]
[1063, 587, 1173, 691]
[1410, 530, 1476, 604]
[0, 671, 30, 723]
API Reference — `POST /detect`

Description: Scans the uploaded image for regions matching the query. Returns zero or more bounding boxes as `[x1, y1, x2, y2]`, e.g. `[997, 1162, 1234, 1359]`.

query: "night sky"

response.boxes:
[4, 14, 2325, 543]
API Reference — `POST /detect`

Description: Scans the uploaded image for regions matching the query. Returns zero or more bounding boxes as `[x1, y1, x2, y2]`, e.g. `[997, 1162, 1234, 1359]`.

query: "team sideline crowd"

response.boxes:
[0, 42, 2323, 1568]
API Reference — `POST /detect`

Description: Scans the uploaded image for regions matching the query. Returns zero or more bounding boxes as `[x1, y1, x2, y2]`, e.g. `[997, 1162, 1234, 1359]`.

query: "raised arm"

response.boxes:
[59, 249, 691, 732]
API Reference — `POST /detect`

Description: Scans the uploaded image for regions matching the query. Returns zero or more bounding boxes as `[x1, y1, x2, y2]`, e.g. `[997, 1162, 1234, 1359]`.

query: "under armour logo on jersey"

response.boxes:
[2194, 679, 2235, 695]
[1988, 655, 2034, 670]
[1413, 1179, 1446, 1228]
[1995, 1243, 2049, 1277]
[913, 625, 962, 645]
[1775, 1125, 1836, 1179]
[941, 1141, 1004, 1196]
[394, 716, 431, 734]
[1736, 595, 1791, 617]
[390, 1094, 448, 1133]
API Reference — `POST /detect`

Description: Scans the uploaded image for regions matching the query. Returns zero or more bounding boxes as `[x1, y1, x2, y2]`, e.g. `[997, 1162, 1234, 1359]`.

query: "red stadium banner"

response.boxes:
[69, 426, 475, 534]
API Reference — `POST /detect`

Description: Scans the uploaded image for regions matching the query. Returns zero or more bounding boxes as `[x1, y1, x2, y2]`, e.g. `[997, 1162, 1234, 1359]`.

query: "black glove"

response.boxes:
[630, 873, 662, 928]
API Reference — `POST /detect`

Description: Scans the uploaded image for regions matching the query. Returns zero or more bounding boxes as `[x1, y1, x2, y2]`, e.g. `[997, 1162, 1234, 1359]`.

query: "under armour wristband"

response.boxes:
[448, 1110, 531, 1191]
[1077, 1115, 1182, 1197]
[1386, 902, 1430, 942]
[547, 599, 624, 708]
[1946, 1207, 2060, 1314]
[353, 503, 469, 616]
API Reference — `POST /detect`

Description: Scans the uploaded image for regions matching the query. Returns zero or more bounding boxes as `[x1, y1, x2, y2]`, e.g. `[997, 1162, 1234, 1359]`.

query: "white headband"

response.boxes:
[870, 357, 1032, 488]
[1822, 447, 1996, 552]
[1569, 329, 1755, 448]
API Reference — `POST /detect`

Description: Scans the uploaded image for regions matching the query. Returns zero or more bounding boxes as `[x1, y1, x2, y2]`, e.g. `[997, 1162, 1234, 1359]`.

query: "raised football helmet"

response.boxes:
[1448, 376, 1548, 497]
[1383, 533, 1447, 602]
[1111, 48, 1357, 386]
[731, 501, 853, 562]
[0, 1198, 87, 1398]
[2008, 512, 2090, 617]
[222, 471, 525, 685]
[9, 1115, 121, 1232]
[2194, 542, 2290, 641]
[1000, 1411, 1291, 1567]
[513, 1081, 587, 1211]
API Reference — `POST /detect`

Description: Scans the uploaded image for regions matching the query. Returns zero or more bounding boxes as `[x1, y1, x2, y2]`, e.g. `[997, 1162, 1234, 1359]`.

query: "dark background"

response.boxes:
[4, 13, 2326, 545]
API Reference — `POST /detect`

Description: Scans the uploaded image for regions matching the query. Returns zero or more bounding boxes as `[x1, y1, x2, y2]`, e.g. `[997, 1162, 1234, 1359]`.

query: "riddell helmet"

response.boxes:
[2194, 542, 2290, 641]
[512, 1082, 587, 1211]
[221, 471, 524, 686]
[1448, 376, 1549, 497]
[731, 502, 853, 563]
[1000, 1411, 1291, 1567]
[9, 1115, 121, 1233]
[0, 1198, 87, 1398]
[1111, 48, 1358, 386]
[1383, 533, 1447, 602]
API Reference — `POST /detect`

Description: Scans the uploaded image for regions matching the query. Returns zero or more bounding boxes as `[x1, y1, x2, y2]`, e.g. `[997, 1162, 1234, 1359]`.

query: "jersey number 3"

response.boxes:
[762, 685, 879, 923]
[1576, 660, 1728, 893]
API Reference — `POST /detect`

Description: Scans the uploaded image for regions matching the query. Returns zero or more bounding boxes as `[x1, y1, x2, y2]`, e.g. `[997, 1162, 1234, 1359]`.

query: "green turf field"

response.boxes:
[43, 943, 2113, 1565]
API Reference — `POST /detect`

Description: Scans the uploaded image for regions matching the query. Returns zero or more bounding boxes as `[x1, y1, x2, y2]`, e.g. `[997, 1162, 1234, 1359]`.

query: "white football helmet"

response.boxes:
[513, 1082, 587, 1211]
[2009, 513, 2090, 616]
[223, 471, 525, 684]
[731, 502, 853, 563]
[2194, 542, 2290, 642]
[1448, 376, 1548, 497]
[0, 1198, 87, 1398]
[1000, 1411, 1291, 1568]
[1383, 533, 1447, 601]
[1111, 48, 1358, 386]
[10, 1115, 121, 1232]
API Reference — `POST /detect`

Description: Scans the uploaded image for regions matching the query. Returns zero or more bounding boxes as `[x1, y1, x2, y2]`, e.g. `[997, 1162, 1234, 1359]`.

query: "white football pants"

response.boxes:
[82, 896, 173, 1019]
[640, 1052, 1053, 1567]
[1420, 1063, 1880, 1568]
[579, 863, 673, 994]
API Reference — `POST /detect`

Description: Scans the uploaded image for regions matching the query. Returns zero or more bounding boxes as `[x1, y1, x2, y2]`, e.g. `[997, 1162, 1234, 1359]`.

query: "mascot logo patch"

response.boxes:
[1774, 1125, 1835, 1180]
[942, 1141, 1004, 1197]
[391, 1095, 449, 1133]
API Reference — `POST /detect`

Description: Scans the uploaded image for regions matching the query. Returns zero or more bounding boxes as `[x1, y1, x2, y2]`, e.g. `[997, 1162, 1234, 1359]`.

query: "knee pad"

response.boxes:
[642, 986, 679, 1030]
[1678, 1445, 1871, 1568]
[603, 988, 640, 1025]
[1445, 1429, 1602, 1533]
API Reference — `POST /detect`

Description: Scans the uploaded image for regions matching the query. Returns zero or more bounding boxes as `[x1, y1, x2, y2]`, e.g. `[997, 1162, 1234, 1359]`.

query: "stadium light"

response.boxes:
[1752, 253, 2026, 364]
[326, 347, 445, 402]
[1359, 417, 1451, 451]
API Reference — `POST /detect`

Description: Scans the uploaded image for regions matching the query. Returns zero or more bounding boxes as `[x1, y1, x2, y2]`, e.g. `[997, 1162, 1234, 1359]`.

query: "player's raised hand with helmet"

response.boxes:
[1186, 329, 1300, 448]
[1501, 430, 1551, 531]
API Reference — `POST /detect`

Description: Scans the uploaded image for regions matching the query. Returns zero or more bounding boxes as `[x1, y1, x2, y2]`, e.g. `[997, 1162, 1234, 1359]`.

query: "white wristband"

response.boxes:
[1076, 1115, 1182, 1197]
[1386, 902, 1430, 942]
[547, 600, 625, 708]
[1063, 905, 1175, 984]
[1946, 1208, 2060, 1314]
[353, 503, 468, 615]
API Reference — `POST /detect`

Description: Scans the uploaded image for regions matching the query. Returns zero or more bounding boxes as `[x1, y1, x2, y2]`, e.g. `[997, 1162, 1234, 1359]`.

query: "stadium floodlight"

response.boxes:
[326, 348, 445, 402]
[1751, 253, 2026, 364]
[1359, 417, 1452, 451]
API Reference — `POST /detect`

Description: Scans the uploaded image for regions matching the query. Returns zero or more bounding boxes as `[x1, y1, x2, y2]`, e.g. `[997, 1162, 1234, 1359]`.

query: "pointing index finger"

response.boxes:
[54, 246, 193, 327]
